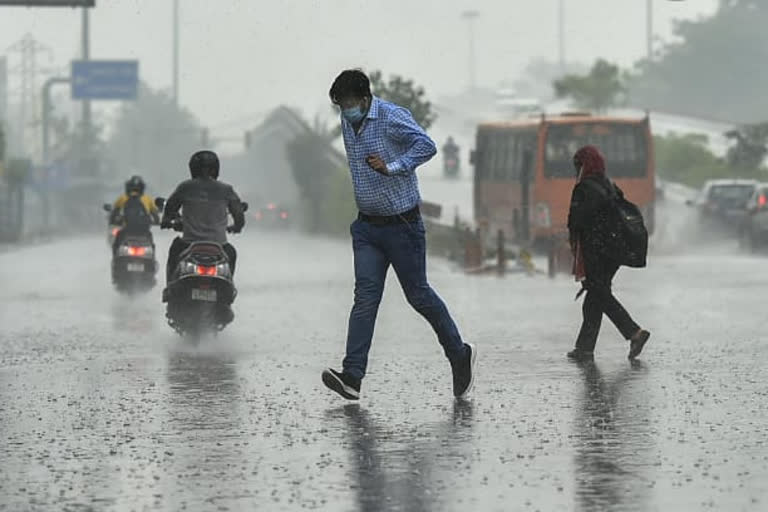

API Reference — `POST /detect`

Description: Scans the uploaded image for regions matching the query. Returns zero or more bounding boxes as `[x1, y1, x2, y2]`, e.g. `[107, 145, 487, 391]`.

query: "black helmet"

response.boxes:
[189, 150, 220, 180]
[125, 175, 145, 195]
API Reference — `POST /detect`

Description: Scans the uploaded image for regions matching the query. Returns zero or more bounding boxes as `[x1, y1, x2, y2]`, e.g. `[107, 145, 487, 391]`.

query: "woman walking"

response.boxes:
[566, 145, 650, 361]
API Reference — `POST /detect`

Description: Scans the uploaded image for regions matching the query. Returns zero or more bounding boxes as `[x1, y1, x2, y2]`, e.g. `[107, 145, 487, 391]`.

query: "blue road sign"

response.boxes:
[71, 60, 138, 100]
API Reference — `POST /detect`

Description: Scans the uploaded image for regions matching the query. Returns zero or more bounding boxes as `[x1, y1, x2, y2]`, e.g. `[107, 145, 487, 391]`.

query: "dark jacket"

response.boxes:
[568, 175, 623, 258]
[162, 177, 245, 244]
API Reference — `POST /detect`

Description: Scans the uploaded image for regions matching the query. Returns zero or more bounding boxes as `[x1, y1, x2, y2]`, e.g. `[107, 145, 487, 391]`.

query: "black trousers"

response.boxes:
[575, 253, 640, 352]
[166, 237, 237, 284]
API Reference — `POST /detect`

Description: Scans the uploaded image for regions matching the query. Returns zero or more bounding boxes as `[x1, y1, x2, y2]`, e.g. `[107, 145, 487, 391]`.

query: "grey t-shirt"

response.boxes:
[163, 178, 244, 243]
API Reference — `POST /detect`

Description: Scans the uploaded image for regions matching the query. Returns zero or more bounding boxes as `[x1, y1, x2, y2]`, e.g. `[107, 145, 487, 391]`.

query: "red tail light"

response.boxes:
[195, 265, 217, 276]
[128, 246, 146, 256]
[280, 211, 288, 219]
[267, 203, 276, 210]
[759, 194, 767, 208]
[111, 227, 120, 237]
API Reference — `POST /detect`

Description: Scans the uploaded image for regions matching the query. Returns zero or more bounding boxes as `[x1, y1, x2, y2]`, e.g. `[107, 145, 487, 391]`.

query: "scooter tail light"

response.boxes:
[195, 265, 217, 276]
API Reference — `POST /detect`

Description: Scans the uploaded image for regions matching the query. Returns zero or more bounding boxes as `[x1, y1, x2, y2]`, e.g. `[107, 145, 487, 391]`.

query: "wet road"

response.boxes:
[1, 229, 767, 511]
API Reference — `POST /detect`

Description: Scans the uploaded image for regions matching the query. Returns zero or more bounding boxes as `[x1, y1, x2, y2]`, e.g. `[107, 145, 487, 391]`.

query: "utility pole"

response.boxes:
[647, 1, 686, 62]
[558, 0, 565, 72]
[6, 33, 53, 157]
[40, 76, 69, 231]
[81, 6, 91, 130]
[79, 5, 94, 178]
[173, 0, 179, 105]
[461, 10, 480, 91]
[646, 0, 653, 60]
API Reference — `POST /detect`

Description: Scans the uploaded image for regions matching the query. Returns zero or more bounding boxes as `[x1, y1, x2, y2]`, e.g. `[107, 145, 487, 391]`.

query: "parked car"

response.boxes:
[687, 179, 759, 231]
[740, 183, 768, 251]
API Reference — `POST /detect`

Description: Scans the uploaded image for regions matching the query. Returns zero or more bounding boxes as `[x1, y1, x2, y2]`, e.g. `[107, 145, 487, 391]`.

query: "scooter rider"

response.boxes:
[110, 175, 160, 254]
[161, 150, 245, 298]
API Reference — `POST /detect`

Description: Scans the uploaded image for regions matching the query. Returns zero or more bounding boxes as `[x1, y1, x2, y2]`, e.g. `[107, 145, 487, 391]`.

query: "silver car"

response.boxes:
[688, 179, 759, 230]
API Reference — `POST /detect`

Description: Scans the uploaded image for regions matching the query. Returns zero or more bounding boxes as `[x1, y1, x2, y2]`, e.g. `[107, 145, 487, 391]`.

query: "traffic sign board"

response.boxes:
[71, 60, 138, 100]
[0, 1, 94, 6]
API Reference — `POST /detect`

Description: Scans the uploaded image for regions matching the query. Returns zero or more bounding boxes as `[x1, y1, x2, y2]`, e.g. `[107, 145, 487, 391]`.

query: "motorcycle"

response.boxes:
[103, 203, 158, 293]
[443, 155, 460, 178]
[156, 198, 247, 339]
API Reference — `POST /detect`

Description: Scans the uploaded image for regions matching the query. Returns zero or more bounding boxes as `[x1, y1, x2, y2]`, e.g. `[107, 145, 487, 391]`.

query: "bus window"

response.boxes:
[475, 131, 490, 180]
[493, 133, 507, 181]
[544, 123, 648, 178]
[476, 130, 536, 182]
[486, 133, 500, 180]
[515, 134, 536, 182]
[497, 132, 516, 181]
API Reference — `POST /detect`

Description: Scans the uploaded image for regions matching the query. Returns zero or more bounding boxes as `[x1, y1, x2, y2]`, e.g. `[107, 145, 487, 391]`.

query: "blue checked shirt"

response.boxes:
[340, 96, 437, 216]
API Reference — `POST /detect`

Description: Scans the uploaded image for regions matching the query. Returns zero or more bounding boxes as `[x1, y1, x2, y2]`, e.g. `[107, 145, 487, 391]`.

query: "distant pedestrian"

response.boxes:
[566, 145, 650, 361]
[321, 69, 476, 401]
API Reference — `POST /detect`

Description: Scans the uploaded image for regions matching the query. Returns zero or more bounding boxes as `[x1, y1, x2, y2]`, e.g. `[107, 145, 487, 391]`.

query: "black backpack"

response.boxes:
[582, 179, 648, 268]
[121, 195, 151, 231]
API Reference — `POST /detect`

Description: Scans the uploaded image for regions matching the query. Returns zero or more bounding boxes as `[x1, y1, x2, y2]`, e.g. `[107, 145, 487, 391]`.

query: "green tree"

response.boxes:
[724, 123, 768, 170]
[105, 84, 202, 192]
[369, 71, 437, 129]
[654, 133, 730, 187]
[553, 59, 627, 112]
[654, 131, 767, 187]
[286, 129, 356, 235]
[630, 1, 768, 122]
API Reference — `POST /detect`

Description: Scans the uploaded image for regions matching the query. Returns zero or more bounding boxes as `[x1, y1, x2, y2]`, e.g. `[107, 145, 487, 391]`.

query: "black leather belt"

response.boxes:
[359, 205, 420, 225]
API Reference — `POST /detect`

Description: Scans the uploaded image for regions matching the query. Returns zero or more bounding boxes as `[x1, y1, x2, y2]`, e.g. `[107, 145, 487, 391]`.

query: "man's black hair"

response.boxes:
[329, 69, 372, 104]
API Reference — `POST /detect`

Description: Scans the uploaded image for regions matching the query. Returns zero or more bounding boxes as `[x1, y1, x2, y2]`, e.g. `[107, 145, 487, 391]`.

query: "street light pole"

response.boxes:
[81, 6, 90, 128]
[558, 0, 565, 72]
[461, 10, 479, 91]
[41, 76, 70, 232]
[173, 0, 179, 105]
[646, 0, 653, 60]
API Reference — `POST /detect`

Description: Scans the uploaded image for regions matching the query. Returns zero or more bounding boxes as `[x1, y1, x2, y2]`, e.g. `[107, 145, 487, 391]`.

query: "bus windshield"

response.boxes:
[544, 123, 648, 178]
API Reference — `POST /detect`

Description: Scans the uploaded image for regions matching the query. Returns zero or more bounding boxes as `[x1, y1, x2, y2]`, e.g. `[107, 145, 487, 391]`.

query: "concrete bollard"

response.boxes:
[464, 227, 483, 270]
[496, 229, 506, 276]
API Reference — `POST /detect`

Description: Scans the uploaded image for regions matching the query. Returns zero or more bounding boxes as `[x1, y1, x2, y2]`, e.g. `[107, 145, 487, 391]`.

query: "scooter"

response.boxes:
[156, 198, 247, 339]
[103, 203, 158, 293]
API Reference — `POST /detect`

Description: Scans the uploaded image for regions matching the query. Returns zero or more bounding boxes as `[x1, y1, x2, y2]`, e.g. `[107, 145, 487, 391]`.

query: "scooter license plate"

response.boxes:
[191, 288, 217, 302]
[127, 262, 145, 272]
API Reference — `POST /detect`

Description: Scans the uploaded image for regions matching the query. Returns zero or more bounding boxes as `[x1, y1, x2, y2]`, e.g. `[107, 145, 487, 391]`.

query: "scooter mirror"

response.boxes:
[155, 197, 166, 210]
[241, 202, 249, 212]
[103, 203, 112, 212]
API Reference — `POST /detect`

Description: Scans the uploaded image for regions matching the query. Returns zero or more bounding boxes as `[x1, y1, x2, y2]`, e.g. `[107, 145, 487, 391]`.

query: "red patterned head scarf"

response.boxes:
[573, 145, 606, 181]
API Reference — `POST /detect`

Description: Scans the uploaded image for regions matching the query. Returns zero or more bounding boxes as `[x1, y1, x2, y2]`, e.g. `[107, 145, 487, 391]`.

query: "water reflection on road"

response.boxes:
[573, 361, 654, 512]
[328, 400, 475, 512]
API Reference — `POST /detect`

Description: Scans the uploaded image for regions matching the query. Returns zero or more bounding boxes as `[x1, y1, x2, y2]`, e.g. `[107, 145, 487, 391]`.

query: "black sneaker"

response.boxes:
[567, 349, 594, 362]
[451, 343, 477, 399]
[322, 368, 360, 401]
[628, 330, 651, 360]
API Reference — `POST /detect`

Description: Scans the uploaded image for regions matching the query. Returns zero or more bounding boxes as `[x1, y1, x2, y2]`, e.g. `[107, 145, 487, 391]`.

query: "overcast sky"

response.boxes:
[0, 0, 718, 136]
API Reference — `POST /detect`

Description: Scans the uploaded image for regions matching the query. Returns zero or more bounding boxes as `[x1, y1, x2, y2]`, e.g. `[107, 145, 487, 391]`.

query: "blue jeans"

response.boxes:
[343, 217, 467, 379]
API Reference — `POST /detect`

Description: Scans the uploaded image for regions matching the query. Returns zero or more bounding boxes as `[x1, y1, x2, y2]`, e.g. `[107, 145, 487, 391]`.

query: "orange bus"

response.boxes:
[470, 114, 655, 248]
